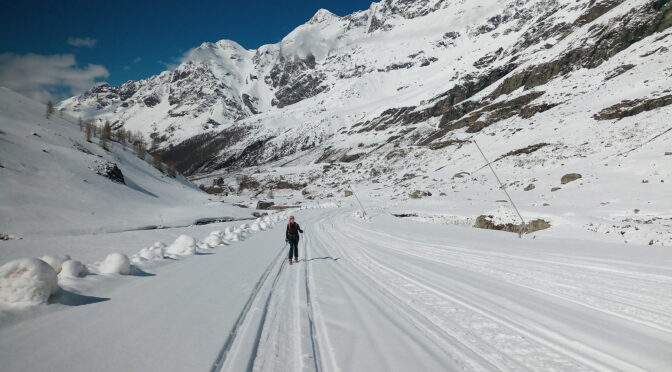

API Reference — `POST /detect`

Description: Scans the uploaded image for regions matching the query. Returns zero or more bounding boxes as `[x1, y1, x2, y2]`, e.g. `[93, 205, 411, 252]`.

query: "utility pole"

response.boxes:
[473, 140, 527, 238]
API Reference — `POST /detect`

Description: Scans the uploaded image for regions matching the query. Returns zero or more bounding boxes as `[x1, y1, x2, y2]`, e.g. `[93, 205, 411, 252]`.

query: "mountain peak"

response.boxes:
[309, 8, 337, 24]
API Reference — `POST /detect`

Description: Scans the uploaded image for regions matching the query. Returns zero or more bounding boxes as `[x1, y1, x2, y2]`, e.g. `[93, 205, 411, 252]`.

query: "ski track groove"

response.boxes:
[213, 208, 670, 371]
[246, 257, 287, 371]
[309, 213, 501, 372]
[341, 233, 639, 372]
[317, 211, 649, 371]
[345, 226, 672, 334]
[210, 245, 286, 372]
[303, 233, 326, 372]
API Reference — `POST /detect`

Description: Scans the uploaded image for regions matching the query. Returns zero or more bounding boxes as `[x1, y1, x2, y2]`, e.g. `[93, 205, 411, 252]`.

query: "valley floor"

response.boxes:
[1, 206, 671, 371]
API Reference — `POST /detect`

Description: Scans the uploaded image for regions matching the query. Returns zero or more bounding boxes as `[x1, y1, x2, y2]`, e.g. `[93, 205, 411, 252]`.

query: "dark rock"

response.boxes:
[339, 153, 363, 163]
[143, 95, 160, 107]
[561, 173, 582, 184]
[524, 184, 536, 191]
[496, 143, 549, 162]
[474, 215, 551, 234]
[241, 93, 259, 114]
[392, 213, 418, 218]
[409, 190, 432, 199]
[93, 161, 125, 184]
[256, 201, 275, 210]
[453, 171, 470, 179]
[551, 187, 561, 192]
[593, 95, 672, 120]
[605, 64, 636, 80]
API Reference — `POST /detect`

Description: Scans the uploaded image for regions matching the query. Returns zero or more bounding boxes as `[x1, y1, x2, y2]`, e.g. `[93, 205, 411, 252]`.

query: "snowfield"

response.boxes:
[1, 207, 671, 371]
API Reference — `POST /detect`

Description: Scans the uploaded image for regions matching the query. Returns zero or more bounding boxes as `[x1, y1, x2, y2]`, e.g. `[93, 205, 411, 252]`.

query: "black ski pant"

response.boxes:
[288, 239, 299, 260]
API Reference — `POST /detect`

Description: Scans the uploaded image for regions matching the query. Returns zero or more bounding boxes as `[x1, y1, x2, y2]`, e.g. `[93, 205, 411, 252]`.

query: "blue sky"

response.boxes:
[0, 0, 372, 101]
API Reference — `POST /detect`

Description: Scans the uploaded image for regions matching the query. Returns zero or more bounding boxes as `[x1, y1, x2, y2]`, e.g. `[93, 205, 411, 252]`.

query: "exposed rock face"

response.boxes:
[593, 95, 672, 120]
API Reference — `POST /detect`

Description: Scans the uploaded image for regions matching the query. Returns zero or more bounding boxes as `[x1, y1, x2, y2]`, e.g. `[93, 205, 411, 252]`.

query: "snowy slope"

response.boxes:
[0, 87, 254, 241]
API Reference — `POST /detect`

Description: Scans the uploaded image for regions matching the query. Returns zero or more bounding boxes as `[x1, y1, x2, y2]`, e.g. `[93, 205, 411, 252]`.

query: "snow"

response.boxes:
[0, 258, 59, 306]
[165, 234, 198, 257]
[1, 0, 671, 370]
[2, 207, 669, 371]
[39, 255, 68, 274]
[97, 253, 131, 275]
[58, 260, 85, 279]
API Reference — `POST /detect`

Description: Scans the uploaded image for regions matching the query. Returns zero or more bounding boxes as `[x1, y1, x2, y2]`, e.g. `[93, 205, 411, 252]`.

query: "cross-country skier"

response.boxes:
[286, 216, 303, 264]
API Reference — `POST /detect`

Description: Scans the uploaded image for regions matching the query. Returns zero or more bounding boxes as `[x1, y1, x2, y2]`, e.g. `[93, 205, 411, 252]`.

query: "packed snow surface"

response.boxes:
[1, 207, 670, 371]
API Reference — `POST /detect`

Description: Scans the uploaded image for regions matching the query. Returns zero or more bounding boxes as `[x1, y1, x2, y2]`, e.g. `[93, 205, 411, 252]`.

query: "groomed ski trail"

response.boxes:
[210, 207, 672, 371]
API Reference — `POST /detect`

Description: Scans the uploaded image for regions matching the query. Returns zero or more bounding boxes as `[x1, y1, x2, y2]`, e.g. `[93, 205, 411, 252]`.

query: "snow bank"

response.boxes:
[0, 258, 59, 306]
[40, 255, 70, 274]
[59, 260, 86, 278]
[165, 235, 198, 256]
[204, 234, 225, 247]
[136, 242, 166, 261]
[99, 253, 131, 275]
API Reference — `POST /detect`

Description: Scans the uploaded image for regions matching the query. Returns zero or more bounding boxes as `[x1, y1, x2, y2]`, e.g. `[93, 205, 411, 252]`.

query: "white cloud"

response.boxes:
[67, 37, 97, 48]
[0, 53, 109, 102]
[133, 57, 142, 64]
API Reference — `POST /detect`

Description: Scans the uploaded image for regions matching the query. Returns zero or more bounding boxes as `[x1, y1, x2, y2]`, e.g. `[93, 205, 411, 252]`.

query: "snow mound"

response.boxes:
[136, 242, 166, 261]
[0, 258, 59, 306]
[204, 234, 225, 247]
[165, 235, 198, 256]
[250, 222, 262, 231]
[59, 260, 86, 278]
[99, 253, 131, 275]
[40, 255, 70, 274]
[224, 232, 240, 241]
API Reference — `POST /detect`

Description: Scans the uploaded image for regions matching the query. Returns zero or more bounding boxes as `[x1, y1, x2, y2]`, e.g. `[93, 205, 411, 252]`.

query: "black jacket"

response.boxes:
[286, 222, 303, 242]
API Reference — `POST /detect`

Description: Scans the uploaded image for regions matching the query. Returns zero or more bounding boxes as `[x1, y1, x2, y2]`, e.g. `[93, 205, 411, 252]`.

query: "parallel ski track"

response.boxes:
[343, 224, 672, 334]
[314, 212, 494, 371]
[311, 211, 647, 371]
[210, 245, 286, 372]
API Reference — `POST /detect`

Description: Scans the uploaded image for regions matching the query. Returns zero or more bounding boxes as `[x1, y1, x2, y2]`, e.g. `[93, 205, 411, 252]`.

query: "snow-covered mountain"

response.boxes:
[57, 0, 672, 244]
[59, 0, 671, 169]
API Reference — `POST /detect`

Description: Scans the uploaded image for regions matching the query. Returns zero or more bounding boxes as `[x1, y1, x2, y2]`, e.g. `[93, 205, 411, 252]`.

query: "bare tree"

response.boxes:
[78, 117, 83, 132]
[152, 152, 164, 173]
[85, 122, 92, 142]
[46, 101, 55, 119]
[167, 160, 177, 178]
